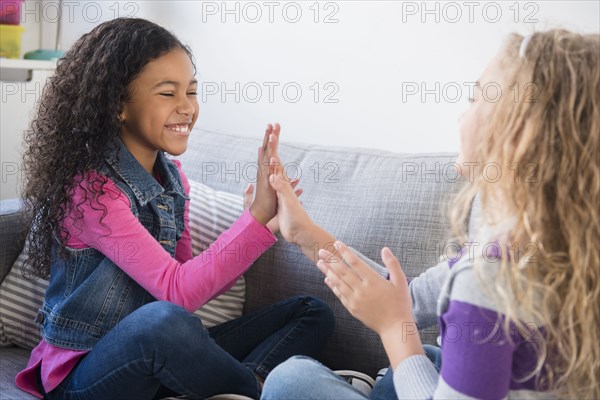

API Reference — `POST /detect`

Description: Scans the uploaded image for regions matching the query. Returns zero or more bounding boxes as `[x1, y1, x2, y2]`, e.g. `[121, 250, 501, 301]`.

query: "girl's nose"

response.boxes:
[178, 95, 197, 116]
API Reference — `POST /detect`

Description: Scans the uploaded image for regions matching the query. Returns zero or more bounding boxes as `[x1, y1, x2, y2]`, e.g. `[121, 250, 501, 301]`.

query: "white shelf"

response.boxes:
[0, 58, 56, 71]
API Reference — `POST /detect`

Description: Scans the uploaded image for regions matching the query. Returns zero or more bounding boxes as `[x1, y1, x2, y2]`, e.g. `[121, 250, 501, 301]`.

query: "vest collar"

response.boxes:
[105, 138, 188, 206]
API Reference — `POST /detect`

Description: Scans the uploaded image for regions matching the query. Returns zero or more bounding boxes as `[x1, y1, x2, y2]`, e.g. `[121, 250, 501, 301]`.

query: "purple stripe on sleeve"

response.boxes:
[447, 246, 464, 268]
[438, 300, 521, 399]
[510, 326, 550, 391]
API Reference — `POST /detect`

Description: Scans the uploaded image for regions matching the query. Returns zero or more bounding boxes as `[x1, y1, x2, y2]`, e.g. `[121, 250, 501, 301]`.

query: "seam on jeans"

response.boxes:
[254, 300, 312, 375]
[154, 364, 199, 398]
[243, 364, 262, 397]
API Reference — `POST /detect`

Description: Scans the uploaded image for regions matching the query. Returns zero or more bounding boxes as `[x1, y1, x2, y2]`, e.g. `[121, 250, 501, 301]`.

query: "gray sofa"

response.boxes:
[0, 128, 466, 399]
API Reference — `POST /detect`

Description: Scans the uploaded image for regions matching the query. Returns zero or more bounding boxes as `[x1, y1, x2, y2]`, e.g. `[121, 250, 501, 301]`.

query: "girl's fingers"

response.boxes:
[267, 124, 281, 172]
[318, 251, 362, 288]
[290, 179, 302, 197]
[268, 147, 280, 178]
[269, 170, 293, 193]
[269, 131, 277, 147]
[325, 276, 345, 303]
[243, 184, 254, 207]
[270, 156, 284, 177]
[260, 123, 280, 169]
[268, 157, 296, 196]
[262, 124, 273, 151]
[268, 132, 279, 166]
[381, 247, 406, 286]
[317, 247, 338, 264]
[320, 263, 355, 295]
[333, 241, 378, 280]
[315, 257, 329, 274]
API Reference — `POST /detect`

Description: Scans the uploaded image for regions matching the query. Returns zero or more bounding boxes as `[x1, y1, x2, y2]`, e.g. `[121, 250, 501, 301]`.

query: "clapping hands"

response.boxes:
[244, 123, 304, 234]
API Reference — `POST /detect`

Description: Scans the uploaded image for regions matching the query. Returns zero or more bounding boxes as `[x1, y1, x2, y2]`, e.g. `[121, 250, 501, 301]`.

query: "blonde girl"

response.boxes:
[261, 29, 599, 399]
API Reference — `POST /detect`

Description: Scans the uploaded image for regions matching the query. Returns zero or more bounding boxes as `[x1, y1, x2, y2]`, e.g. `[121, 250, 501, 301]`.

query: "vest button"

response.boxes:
[35, 312, 45, 324]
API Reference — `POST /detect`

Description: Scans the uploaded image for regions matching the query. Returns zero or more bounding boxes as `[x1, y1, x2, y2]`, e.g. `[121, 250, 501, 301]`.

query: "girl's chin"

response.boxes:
[163, 142, 188, 156]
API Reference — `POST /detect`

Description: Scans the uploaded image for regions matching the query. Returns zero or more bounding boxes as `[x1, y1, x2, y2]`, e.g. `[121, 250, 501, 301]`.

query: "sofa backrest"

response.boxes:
[176, 128, 466, 376]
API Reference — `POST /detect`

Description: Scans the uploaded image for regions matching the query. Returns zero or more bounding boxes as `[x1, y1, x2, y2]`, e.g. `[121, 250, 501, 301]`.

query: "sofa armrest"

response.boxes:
[0, 199, 28, 283]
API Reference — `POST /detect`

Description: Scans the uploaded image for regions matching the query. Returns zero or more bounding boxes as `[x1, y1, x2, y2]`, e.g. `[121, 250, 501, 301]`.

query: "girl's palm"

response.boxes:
[268, 163, 312, 244]
[250, 124, 281, 225]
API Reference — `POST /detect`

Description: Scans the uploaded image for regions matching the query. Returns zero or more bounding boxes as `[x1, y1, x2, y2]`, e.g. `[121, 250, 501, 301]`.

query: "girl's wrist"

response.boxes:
[249, 205, 270, 226]
[292, 219, 318, 246]
[379, 320, 424, 370]
[378, 318, 415, 340]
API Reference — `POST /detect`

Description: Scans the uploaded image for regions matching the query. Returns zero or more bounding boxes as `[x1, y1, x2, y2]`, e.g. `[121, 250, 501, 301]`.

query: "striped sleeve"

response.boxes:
[392, 258, 543, 399]
[408, 259, 451, 330]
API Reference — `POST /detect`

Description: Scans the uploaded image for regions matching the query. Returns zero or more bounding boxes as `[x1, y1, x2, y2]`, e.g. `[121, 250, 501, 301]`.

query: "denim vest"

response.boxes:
[35, 139, 189, 350]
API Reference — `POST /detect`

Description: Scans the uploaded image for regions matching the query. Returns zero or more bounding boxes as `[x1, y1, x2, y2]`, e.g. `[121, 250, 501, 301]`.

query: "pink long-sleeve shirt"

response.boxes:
[15, 161, 277, 398]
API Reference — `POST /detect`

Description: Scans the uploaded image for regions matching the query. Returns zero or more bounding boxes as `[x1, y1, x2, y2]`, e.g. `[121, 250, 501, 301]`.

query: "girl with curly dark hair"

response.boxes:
[15, 18, 334, 400]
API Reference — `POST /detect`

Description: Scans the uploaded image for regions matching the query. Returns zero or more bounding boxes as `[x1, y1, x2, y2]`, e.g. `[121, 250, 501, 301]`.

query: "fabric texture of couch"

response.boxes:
[0, 128, 467, 399]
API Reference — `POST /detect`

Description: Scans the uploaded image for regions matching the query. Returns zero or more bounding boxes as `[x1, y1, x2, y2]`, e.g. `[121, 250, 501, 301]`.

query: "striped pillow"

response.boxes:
[0, 243, 43, 350]
[187, 179, 246, 327]
[0, 179, 247, 350]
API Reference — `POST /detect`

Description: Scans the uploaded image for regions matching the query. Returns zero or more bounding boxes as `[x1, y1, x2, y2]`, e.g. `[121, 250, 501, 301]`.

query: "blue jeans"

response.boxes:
[40, 296, 335, 400]
[261, 344, 442, 400]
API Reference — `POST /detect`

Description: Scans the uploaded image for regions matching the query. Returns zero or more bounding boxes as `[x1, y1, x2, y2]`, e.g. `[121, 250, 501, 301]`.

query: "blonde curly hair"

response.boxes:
[450, 30, 599, 399]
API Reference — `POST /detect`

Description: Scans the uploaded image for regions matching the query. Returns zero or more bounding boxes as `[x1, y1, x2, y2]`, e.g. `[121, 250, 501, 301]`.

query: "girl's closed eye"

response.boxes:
[160, 91, 197, 97]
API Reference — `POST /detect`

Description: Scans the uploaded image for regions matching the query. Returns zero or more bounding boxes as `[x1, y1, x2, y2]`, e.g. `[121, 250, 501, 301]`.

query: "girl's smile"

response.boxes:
[165, 121, 193, 136]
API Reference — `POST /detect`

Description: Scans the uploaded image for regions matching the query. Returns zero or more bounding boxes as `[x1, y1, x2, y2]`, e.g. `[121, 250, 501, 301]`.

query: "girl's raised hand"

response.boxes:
[268, 155, 315, 245]
[249, 124, 281, 225]
[316, 241, 414, 337]
[243, 179, 303, 234]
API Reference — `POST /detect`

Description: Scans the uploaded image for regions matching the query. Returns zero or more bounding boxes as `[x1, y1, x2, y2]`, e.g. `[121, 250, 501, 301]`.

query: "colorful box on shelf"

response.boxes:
[0, 0, 23, 25]
[0, 24, 24, 59]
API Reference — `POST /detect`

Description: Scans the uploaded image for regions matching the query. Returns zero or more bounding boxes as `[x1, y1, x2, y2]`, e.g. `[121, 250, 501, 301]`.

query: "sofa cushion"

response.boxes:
[0, 199, 27, 284]
[0, 180, 248, 349]
[175, 128, 466, 376]
[0, 346, 37, 399]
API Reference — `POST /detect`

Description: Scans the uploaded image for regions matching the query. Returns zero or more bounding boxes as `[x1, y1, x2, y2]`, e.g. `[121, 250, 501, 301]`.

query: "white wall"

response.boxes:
[35, 1, 600, 153]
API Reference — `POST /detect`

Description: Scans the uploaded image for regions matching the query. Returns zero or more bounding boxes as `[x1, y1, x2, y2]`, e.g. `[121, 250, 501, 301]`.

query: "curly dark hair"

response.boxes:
[21, 18, 194, 280]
